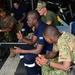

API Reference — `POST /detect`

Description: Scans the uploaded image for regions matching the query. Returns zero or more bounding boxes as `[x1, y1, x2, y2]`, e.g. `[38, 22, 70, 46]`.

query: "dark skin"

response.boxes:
[36, 33, 71, 71]
[0, 11, 15, 32]
[13, 14, 44, 54]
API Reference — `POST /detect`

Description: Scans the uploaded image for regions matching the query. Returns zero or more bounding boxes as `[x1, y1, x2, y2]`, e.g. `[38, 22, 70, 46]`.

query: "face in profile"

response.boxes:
[13, 3, 19, 9]
[27, 15, 34, 27]
[43, 34, 53, 44]
[38, 8, 44, 16]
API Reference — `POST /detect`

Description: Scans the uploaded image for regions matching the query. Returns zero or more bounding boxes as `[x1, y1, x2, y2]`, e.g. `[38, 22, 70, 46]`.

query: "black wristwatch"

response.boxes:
[46, 60, 50, 67]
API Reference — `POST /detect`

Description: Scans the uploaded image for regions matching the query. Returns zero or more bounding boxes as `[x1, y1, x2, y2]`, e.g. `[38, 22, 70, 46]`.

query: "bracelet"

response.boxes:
[46, 60, 50, 67]
[0, 29, 1, 32]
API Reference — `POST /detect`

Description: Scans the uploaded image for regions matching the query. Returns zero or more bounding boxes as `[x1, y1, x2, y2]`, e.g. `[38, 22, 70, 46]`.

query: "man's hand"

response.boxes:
[35, 54, 48, 66]
[16, 31, 23, 40]
[18, 20, 21, 23]
[13, 46, 22, 54]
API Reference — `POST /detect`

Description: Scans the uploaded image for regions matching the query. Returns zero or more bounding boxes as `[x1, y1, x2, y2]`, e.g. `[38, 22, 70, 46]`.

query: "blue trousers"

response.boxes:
[23, 54, 39, 75]
[20, 44, 41, 75]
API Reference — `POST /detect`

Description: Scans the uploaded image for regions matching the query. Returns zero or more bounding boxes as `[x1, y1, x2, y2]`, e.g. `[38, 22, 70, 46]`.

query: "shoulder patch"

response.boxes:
[39, 37, 43, 40]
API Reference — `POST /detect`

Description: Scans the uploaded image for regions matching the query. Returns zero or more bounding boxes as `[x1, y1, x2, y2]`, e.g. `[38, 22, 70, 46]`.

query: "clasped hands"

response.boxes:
[35, 54, 48, 66]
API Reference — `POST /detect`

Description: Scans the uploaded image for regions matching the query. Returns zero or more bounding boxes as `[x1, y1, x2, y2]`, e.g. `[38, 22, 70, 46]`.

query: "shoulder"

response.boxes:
[8, 16, 15, 19]
[38, 21, 47, 28]
[47, 10, 56, 15]
[8, 16, 16, 22]
[58, 32, 74, 43]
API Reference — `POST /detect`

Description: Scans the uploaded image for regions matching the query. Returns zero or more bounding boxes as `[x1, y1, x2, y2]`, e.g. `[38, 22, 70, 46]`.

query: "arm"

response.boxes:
[44, 43, 59, 59]
[13, 44, 44, 54]
[22, 35, 38, 45]
[46, 21, 52, 25]
[36, 55, 71, 71]
[44, 51, 58, 59]
[50, 61, 71, 71]
[19, 13, 26, 22]
[0, 23, 14, 32]
[17, 31, 38, 45]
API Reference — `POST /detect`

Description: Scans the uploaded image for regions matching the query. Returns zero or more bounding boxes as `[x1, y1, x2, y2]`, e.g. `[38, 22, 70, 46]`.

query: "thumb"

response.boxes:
[38, 54, 41, 57]
[38, 54, 43, 59]
[14, 46, 18, 49]
[19, 31, 21, 34]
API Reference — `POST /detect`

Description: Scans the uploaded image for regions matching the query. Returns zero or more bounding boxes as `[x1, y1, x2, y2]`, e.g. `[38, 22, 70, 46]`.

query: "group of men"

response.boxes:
[0, 1, 75, 75]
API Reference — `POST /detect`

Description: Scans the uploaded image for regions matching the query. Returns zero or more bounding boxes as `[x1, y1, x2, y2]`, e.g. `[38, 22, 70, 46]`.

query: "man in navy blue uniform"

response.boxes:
[13, 10, 53, 75]
[11, 1, 30, 35]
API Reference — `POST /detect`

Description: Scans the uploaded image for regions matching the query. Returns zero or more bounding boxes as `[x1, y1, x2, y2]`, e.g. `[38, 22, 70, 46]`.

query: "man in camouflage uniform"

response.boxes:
[0, 9, 16, 42]
[36, 25, 75, 75]
[0, 9, 17, 59]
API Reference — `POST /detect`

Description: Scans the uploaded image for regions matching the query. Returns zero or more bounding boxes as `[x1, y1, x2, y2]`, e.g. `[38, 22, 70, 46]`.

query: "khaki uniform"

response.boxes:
[42, 32, 75, 75]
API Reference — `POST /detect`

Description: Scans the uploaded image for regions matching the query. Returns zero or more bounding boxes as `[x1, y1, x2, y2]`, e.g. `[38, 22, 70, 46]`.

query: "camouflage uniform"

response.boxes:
[42, 32, 75, 75]
[0, 16, 16, 42]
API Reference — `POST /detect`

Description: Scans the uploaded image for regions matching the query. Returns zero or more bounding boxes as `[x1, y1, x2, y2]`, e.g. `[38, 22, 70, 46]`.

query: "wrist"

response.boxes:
[21, 37, 24, 41]
[46, 60, 50, 67]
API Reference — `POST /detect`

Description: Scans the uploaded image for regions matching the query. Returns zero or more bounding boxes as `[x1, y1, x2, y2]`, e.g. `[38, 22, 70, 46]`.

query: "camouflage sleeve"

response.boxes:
[53, 43, 59, 52]
[58, 38, 71, 62]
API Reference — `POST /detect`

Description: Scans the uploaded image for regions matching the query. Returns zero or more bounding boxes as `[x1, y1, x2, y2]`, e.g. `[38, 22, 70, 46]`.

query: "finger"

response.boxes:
[36, 56, 40, 60]
[38, 54, 41, 57]
[38, 54, 43, 59]
[35, 60, 41, 66]
[36, 57, 41, 62]
[14, 46, 18, 49]
[19, 31, 21, 34]
[41, 54, 44, 57]
[38, 63, 41, 66]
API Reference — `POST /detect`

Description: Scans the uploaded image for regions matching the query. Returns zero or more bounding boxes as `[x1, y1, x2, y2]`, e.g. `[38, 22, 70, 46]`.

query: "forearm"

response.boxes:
[20, 14, 25, 22]
[21, 37, 35, 45]
[0, 28, 11, 32]
[20, 16, 25, 22]
[44, 51, 58, 59]
[46, 21, 52, 25]
[20, 44, 43, 54]
[21, 49, 40, 54]
[50, 61, 71, 71]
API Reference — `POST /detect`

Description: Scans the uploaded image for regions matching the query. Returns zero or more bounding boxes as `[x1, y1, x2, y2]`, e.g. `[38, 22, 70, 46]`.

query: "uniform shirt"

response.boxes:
[34, 21, 53, 54]
[42, 32, 75, 75]
[55, 32, 75, 63]
[0, 16, 16, 28]
[11, 5, 26, 21]
[0, 16, 16, 42]
[41, 10, 59, 26]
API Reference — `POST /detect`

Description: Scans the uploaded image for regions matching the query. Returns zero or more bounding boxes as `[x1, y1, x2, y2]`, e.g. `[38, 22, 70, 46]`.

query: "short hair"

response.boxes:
[13, 1, 20, 4]
[43, 25, 59, 37]
[0, 8, 8, 15]
[27, 10, 41, 21]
